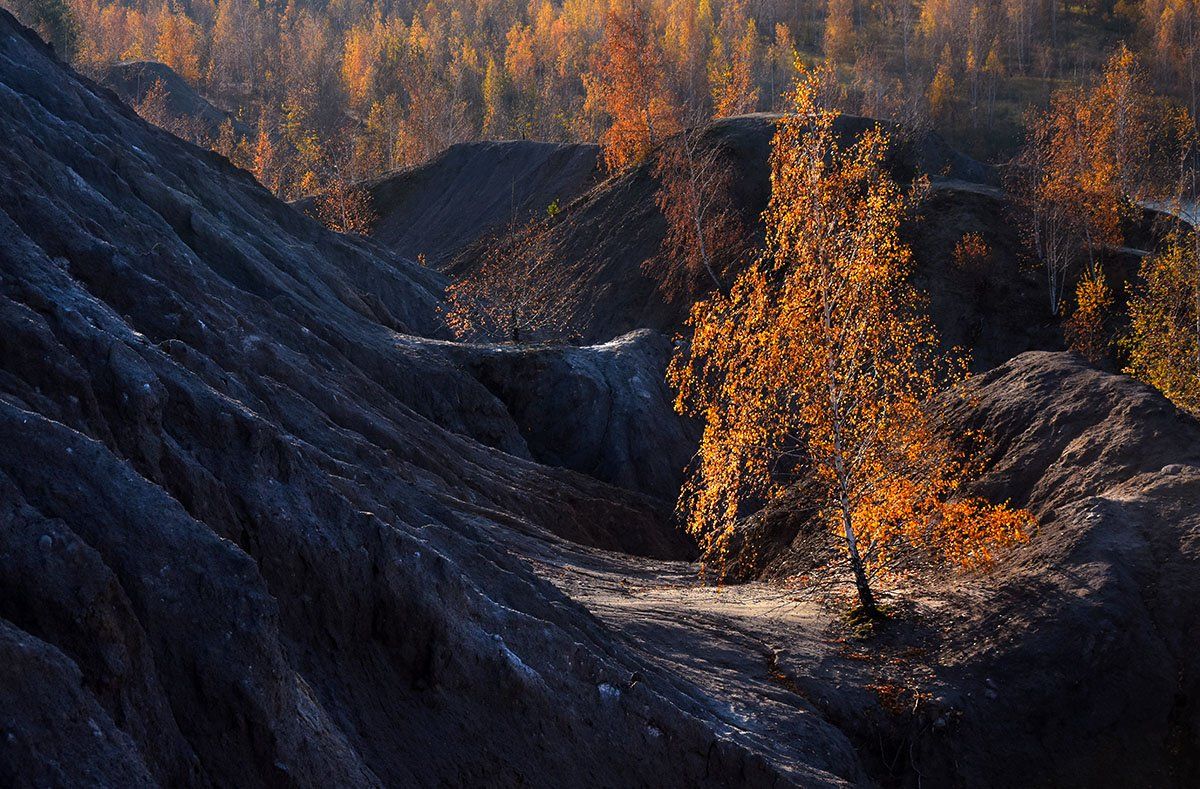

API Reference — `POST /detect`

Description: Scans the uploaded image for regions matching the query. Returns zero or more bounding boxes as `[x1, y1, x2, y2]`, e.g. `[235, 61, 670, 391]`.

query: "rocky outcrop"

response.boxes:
[437, 330, 698, 501]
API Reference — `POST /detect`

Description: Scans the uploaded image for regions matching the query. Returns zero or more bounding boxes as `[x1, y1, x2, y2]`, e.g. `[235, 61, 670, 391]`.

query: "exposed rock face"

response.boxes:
[305, 139, 602, 267]
[1, 13, 829, 787]
[101, 60, 248, 140]
[437, 329, 698, 501]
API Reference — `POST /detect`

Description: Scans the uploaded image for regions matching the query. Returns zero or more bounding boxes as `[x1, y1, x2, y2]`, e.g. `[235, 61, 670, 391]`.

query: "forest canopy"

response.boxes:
[7, 0, 1200, 201]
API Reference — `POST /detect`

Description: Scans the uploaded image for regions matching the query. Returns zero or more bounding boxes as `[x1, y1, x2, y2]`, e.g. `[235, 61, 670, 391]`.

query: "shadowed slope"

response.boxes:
[0, 12, 869, 787]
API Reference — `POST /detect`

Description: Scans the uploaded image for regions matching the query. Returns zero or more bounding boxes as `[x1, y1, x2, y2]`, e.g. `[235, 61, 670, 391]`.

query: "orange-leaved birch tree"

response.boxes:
[443, 217, 582, 343]
[317, 176, 377, 235]
[670, 66, 1031, 617]
[584, 0, 681, 172]
[1010, 46, 1181, 319]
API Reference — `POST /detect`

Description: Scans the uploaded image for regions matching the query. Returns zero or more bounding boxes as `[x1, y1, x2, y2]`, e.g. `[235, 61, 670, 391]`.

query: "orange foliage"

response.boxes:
[952, 232, 990, 271]
[251, 112, 281, 194]
[824, 0, 855, 64]
[153, 7, 199, 84]
[317, 177, 377, 235]
[584, 0, 681, 172]
[1064, 266, 1113, 364]
[670, 65, 1031, 616]
[708, 0, 759, 117]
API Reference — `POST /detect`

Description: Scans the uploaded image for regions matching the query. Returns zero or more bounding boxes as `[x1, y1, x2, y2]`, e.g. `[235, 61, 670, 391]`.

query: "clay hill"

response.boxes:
[101, 60, 248, 141]
[297, 139, 603, 267]
[2, 9, 1198, 787]
[374, 115, 1161, 373]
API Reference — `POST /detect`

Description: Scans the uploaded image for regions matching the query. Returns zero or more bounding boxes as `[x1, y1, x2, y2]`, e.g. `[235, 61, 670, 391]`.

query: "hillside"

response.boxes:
[416, 116, 1159, 373]
[298, 140, 603, 267]
[101, 60, 248, 141]
[2, 8, 1199, 788]
[593, 352, 1199, 787]
[420, 115, 1016, 348]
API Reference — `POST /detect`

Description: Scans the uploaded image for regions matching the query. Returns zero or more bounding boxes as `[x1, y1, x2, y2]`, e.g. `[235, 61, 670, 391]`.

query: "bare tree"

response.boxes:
[443, 218, 583, 343]
[649, 124, 746, 301]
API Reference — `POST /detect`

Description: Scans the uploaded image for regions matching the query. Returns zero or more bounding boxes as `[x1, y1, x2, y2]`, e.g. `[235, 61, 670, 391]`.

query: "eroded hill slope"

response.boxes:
[0, 13, 860, 786]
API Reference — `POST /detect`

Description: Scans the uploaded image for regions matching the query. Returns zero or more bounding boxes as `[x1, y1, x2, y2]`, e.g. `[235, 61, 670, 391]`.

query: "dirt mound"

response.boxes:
[920, 352, 1200, 786]
[439, 115, 1001, 343]
[314, 139, 602, 266]
[714, 352, 1199, 786]
[435, 329, 698, 501]
[2, 13, 859, 787]
[101, 60, 247, 140]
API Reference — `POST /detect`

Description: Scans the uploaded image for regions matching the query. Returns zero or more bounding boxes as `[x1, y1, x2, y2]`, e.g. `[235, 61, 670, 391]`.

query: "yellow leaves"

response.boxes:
[1065, 266, 1113, 363]
[1125, 230, 1200, 414]
[933, 498, 1033, 570]
[671, 62, 1032, 607]
[707, 0, 759, 118]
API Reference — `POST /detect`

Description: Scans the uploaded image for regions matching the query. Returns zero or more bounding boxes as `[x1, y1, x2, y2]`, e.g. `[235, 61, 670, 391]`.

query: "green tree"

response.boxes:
[10, 0, 78, 61]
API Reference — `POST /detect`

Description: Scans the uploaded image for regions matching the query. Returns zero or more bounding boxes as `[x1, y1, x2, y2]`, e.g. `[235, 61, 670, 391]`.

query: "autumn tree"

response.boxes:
[1007, 107, 1085, 316]
[251, 110, 281, 194]
[823, 0, 855, 64]
[342, 24, 378, 116]
[317, 175, 377, 235]
[443, 217, 582, 343]
[1146, 0, 1200, 123]
[584, 0, 681, 171]
[708, 0, 759, 118]
[670, 67, 1031, 617]
[132, 77, 197, 140]
[928, 45, 957, 125]
[1010, 46, 1184, 315]
[765, 23, 798, 109]
[153, 7, 201, 84]
[1126, 228, 1200, 413]
[650, 125, 745, 300]
[1064, 266, 1113, 362]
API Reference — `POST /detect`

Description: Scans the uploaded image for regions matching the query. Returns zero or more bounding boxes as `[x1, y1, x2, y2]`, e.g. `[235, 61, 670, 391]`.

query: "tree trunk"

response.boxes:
[841, 504, 881, 618]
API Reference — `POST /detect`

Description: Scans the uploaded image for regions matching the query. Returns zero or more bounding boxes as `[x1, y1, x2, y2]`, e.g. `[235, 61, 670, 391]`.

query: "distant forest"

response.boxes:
[5, 0, 1198, 198]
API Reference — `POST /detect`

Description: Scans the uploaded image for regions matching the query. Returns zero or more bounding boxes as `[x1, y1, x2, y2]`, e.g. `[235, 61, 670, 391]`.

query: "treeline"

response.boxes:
[5, 0, 1200, 198]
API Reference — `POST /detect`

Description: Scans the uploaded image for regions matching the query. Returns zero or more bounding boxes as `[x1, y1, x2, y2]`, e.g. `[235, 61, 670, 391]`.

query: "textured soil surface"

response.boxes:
[2, 11, 1198, 788]
[101, 60, 249, 140]
[297, 139, 603, 267]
